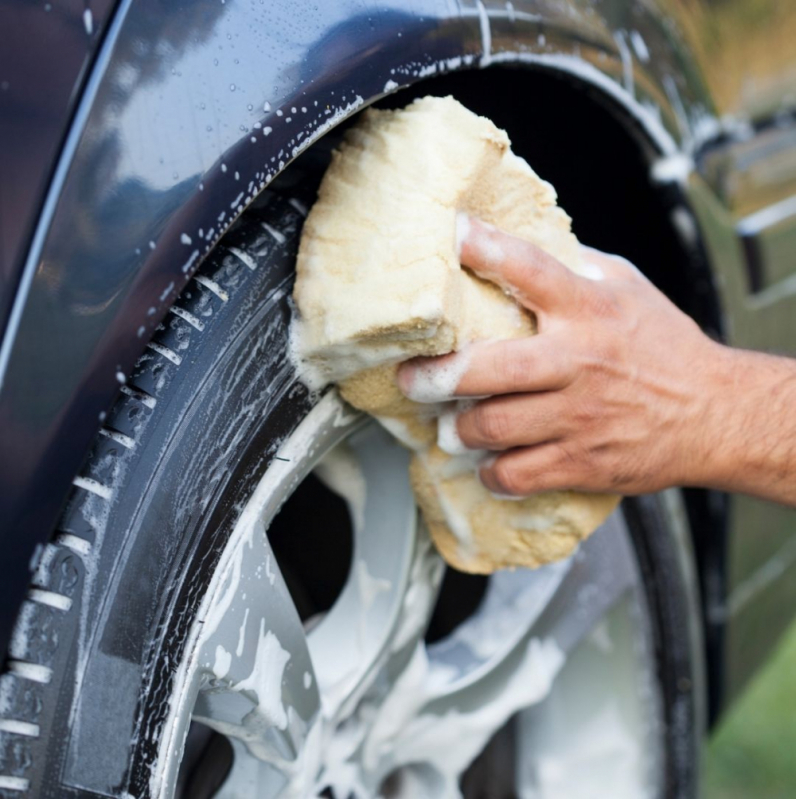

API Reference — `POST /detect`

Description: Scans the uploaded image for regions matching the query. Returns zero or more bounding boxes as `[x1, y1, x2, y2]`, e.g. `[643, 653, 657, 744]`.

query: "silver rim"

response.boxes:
[152, 391, 663, 798]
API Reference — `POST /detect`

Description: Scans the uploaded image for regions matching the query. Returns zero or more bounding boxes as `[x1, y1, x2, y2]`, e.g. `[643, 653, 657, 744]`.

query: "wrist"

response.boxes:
[676, 339, 744, 491]
[683, 342, 796, 500]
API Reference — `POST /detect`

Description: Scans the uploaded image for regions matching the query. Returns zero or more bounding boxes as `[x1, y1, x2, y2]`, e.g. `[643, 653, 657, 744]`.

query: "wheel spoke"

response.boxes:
[528, 509, 639, 654]
[308, 422, 441, 719]
[427, 510, 637, 710]
[191, 511, 319, 768]
[322, 510, 640, 794]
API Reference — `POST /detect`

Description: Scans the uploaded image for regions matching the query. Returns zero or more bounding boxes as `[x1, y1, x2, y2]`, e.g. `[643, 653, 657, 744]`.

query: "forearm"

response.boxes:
[693, 343, 796, 505]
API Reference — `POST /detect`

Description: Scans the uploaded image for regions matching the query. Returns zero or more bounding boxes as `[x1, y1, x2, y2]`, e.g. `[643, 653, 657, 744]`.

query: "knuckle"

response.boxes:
[491, 459, 524, 496]
[572, 398, 599, 427]
[497, 346, 533, 392]
[553, 441, 586, 474]
[473, 403, 512, 444]
[588, 288, 622, 319]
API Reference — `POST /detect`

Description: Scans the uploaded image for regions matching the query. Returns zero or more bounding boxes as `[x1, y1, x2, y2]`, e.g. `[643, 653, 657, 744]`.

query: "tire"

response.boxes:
[0, 169, 321, 798]
[0, 159, 704, 799]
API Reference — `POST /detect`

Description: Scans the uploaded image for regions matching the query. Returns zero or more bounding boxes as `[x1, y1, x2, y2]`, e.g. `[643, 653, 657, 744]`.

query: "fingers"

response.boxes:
[459, 215, 582, 313]
[479, 443, 595, 496]
[456, 393, 567, 451]
[398, 337, 572, 402]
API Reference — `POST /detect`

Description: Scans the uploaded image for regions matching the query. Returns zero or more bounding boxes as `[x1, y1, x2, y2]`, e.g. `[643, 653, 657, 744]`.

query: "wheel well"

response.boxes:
[368, 64, 729, 723]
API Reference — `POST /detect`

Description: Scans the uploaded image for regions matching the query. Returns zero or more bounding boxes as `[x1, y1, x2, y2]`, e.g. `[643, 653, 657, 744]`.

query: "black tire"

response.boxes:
[0, 170, 322, 799]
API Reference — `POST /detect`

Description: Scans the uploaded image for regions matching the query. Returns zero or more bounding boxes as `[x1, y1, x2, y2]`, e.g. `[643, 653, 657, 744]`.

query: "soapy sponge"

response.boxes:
[292, 95, 618, 573]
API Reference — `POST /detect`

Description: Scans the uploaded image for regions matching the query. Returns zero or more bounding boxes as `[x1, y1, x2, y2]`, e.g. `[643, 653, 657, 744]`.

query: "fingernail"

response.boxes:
[399, 349, 471, 403]
[489, 490, 526, 501]
[396, 362, 415, 395]
[455, 211, 470, 258]
[479, 452, 497, 467]
[478, 454, 499, 491]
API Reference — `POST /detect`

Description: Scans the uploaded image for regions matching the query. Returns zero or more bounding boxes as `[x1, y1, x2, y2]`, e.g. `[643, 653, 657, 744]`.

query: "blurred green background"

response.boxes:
[704, 618, 796, 799]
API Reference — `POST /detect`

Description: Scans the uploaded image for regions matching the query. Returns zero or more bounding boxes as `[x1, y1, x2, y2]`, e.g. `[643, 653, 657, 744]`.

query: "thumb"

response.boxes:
[458, 215, 582, 314]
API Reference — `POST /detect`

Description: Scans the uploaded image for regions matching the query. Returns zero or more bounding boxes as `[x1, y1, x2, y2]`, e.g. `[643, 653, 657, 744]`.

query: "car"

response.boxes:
[1, 0, 795, 797]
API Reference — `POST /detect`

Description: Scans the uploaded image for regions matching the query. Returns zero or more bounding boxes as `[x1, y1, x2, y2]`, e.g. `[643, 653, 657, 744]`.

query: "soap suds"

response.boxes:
[436, 399, 476, 455]
[213, 645, 232, 679]
[455, 211, 471, 257]
[233, 619, 291, 729]
[405, 348, 472, 404]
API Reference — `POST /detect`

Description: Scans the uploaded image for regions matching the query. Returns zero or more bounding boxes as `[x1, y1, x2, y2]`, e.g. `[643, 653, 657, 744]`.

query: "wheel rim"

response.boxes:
[152, 391, 663, 798]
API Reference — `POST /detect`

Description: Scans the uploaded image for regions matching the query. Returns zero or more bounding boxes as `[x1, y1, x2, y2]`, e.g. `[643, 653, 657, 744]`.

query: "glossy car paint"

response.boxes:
[0, 0, 795, 720]
[0, 0, 116, 331]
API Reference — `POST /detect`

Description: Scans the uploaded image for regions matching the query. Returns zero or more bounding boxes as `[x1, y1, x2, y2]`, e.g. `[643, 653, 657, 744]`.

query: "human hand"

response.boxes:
[397, 217, 728, 497]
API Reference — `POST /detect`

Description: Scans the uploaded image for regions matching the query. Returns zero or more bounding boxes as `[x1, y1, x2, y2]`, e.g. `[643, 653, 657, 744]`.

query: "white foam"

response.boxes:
[436, 485, 474, 553]
[403, 347, 471, 403]
[233, 619, 290, 730]
[437, 403, 467, 455]
[490, 490, 526, 501]
[213, 645, 232, 679]
[476, 227, 506, 272]
[455, 211, 471, 258]
[437, 399, 478, 455]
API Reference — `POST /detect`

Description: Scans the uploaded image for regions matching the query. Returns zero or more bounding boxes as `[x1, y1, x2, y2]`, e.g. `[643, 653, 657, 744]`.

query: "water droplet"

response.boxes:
[229, 83, 236, 92]
[213, 58, 219, 66]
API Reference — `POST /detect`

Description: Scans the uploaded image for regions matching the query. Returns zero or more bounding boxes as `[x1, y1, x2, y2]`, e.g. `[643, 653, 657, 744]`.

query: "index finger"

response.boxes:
[458, 215, 581, 313]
